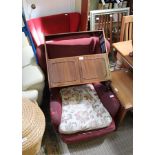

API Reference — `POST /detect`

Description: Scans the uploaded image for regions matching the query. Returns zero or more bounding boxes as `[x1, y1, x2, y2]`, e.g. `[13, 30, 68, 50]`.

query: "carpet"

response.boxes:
[67, 113, 133, 155]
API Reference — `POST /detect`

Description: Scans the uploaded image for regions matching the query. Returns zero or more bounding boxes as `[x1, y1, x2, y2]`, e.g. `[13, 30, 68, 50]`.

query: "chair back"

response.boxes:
[96, 14, 113, 48]
[120, 15, 133, 41]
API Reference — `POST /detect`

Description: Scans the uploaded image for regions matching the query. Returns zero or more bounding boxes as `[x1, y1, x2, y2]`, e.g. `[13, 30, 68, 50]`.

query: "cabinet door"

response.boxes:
[47, 57, 80, 88]
[79, 53, 111, 83]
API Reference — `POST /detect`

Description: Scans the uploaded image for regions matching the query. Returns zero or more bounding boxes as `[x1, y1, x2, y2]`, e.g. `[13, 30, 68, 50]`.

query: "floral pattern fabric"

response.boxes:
[59, 84, 112, 134]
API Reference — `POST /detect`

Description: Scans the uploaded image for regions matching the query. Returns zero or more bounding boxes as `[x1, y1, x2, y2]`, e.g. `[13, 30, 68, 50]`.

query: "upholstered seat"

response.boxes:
[50, 82, 120, 143]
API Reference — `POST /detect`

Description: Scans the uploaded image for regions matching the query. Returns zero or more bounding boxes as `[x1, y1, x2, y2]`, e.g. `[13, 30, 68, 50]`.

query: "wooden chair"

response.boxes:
[111, 15, 133, 125]
[115, 15, 133, 69]
[120, 15, 133, 41]
[95, 14, 113, 51]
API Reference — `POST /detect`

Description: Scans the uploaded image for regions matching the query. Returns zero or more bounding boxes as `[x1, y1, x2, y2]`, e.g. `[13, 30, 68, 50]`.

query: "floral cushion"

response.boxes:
[59, 84, 112, 134]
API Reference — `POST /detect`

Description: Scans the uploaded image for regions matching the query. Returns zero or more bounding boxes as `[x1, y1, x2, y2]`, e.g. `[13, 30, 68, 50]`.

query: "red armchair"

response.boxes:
[50, 83, 120, 143]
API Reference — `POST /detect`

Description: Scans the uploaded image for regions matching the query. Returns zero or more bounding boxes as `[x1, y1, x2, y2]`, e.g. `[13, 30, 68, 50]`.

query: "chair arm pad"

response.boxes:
[93, 83, 120, 118]
[50, 88, 62, 128]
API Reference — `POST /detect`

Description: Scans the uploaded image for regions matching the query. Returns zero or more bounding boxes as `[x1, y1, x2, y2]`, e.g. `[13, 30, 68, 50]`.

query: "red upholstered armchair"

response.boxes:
[44, 31, 120, 143]
[50, 83, 120, 143]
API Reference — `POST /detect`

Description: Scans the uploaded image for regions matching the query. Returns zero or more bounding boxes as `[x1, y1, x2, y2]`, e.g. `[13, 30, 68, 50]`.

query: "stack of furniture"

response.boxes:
[44, 31, 121, 143]
[22, 32, 45, 105]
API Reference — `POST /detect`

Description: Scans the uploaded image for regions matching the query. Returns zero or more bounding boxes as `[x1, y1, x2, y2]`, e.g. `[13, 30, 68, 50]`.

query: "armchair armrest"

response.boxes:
[50, 88, 62, 129]
[93, 82, 120, 119]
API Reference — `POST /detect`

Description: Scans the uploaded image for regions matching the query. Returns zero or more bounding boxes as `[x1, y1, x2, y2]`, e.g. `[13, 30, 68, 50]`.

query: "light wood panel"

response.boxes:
[47, 53, 111, 88]
[112, 40, 133, 68]
[120, 15, 133, 41]
[48, 57, 80, 88]
[111, 70, 133, 109]
[79, 54, 111, 83]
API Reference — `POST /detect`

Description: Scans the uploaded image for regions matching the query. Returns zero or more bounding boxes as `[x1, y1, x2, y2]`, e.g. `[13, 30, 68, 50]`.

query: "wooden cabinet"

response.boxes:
[47, 53, 111, 88]
[48, 57, 80, 88]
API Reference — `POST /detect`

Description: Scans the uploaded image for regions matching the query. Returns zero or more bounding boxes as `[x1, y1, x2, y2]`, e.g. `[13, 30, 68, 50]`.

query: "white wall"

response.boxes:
[75, 0, 81, 13]
[23, 0, 77, 20]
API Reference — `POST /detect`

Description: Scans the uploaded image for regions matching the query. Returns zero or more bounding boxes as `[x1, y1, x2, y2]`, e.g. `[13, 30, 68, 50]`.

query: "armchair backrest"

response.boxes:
[27, 12, 81, 47]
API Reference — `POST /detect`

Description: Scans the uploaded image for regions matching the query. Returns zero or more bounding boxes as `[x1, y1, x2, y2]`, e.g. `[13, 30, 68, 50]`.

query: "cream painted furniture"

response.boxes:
[22, 33, 45, 105]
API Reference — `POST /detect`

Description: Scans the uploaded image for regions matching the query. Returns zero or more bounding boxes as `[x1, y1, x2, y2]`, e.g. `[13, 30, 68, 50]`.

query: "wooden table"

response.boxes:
[111, 69, 133, 124]
[113, 40, 133, 68]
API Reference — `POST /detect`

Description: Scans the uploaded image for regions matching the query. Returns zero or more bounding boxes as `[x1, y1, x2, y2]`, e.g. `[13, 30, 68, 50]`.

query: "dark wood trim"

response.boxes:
[80, 0, 89, 31]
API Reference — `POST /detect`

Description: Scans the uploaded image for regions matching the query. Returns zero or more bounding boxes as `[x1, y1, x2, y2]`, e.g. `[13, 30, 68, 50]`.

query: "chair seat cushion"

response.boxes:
[59, 84, 112, 134]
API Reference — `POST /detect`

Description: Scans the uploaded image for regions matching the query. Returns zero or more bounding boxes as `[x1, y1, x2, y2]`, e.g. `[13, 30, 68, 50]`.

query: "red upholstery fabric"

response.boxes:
[27, 12, 81, 46]
[93, 83, 120, 118]
[60, 120, 115, 144]
[50, 83, 120, 143]
[47, 37, 101, 59]
[50, 88, 62, 128]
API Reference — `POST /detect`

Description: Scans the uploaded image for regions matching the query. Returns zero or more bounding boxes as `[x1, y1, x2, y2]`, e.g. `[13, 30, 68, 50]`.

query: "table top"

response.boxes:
[111, 70, 133, 109]
[112, 40, 133, 68]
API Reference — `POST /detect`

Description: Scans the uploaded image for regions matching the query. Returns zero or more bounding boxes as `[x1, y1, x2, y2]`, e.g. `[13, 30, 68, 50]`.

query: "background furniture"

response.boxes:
[22, 32, 45, 105]
[120, 15, 133, 41]
[90, 8, 130, 45]
[115, 15, 133, 69]
[111, 15, 133, 124]
[22, 98, 45, 155]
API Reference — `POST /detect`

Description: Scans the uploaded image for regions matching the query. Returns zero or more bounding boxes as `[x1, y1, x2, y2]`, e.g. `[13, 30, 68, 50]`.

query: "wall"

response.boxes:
[75, 0, 81, 13]
[23, 0, 79, 20]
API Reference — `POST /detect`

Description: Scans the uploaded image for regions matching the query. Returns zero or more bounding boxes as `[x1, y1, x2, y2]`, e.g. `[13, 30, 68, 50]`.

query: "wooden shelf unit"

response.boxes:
[46, 54, 111, 88]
